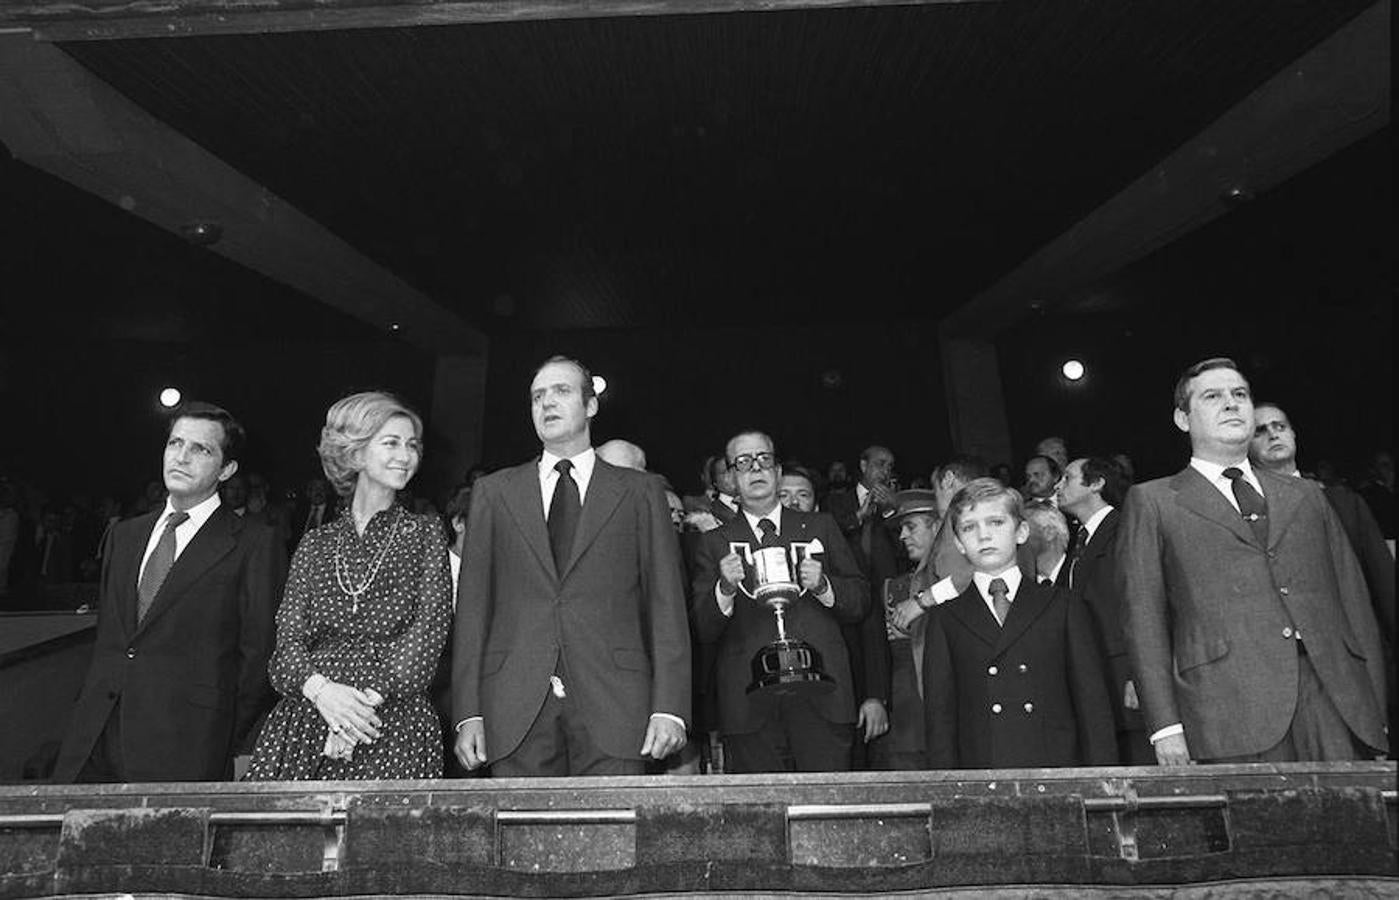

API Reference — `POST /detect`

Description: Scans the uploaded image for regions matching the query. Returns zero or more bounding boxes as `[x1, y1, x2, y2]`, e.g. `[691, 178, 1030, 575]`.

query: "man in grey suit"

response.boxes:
[1118, 357, 1388, 764]
[452, 356, 690, 776]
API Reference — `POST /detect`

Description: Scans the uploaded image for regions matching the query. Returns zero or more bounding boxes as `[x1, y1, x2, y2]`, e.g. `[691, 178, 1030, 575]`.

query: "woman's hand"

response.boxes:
[313, 682, 383, 745]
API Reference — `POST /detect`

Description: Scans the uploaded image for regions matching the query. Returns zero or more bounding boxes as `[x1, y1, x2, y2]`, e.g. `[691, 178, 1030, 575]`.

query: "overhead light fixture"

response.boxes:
[592, 375, 608, 396]
[1061, 359, 1086, 382]
[180, 221, 224, 246]
[159, 387, 182, 408]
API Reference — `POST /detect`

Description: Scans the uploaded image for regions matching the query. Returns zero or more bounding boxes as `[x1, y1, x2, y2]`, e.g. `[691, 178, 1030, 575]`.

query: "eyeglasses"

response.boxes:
[728, 452, 778, 473]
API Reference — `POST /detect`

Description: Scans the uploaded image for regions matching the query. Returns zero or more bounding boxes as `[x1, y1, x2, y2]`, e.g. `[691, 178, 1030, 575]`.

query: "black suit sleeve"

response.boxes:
[234, 523, 286, 748]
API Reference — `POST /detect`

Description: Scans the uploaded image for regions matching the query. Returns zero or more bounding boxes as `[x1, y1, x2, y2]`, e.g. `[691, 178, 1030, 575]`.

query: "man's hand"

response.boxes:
[857, 699, 889, 742]
[891, 596, 927, 633]
[1123, 679, 1140, 711]
[640, 716, 687, 760]
[454, 719, 488, 770]
[313, 682, 382, 745]
[718, 552, 745, 593]
[798, 557, 826, 593]
[1153, 731, 1192, 766]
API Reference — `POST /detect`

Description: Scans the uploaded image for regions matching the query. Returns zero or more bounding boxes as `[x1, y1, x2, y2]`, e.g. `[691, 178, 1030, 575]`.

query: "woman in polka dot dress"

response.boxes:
[246, 391, 453, 780]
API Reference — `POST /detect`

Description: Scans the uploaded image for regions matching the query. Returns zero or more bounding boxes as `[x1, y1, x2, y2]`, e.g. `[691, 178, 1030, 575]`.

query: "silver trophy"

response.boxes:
[735, 540, 835, 695]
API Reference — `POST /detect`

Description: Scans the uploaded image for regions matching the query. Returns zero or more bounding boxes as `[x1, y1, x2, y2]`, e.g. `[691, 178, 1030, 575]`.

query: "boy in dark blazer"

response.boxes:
[923, 478, 1115, 769]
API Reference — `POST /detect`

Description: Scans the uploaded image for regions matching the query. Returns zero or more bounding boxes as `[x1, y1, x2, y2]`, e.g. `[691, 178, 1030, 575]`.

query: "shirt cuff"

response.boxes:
[1150, 723, 1185, 744]
[650, 712, 687, 730]
[715, 582, 735, 617]
[813, 578, 835, 608]
[455, 716, 483, 733]
[301, 673, 329, 703]
[929, 577, 960, 605]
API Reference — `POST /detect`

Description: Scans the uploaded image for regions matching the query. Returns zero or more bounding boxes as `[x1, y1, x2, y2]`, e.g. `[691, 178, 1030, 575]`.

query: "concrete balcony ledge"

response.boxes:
[0, 762, 1394, 897]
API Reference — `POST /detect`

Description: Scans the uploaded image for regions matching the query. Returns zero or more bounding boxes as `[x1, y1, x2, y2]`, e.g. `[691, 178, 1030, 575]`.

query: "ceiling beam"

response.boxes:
[1, 0, 994, 42]
[0, 33, 485, 355]
[940, 0, 1390, 339]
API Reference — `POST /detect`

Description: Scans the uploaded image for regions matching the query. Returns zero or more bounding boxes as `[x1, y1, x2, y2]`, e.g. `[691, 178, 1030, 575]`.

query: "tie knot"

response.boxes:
[166, 511, 190, 530]
[1222, 466, 1244, 482]
[989, 577, 1008, 599]
[555, 459, 574, 476]
[758, 518, 777, 537]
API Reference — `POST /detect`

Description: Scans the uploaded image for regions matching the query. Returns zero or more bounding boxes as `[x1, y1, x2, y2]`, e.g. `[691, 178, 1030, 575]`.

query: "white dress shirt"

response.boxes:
[972, 565, 1024, 621]
[138, 492, 222, 583]
[1189, 456, 1265, 511]
[539, 447, 597, 516]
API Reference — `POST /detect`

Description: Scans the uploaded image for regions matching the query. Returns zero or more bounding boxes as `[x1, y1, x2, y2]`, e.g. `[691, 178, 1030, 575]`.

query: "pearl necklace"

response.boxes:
[334, 507, 403, 614]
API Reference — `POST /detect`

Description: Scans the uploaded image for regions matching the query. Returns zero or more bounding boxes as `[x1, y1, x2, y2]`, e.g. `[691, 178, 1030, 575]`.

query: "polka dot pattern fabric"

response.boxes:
[245, 506, 452, 780]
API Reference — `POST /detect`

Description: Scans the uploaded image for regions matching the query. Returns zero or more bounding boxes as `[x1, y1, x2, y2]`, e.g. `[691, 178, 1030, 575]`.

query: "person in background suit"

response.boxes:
[452, 356, 690, 776]
[691, 430, 868, 773]
[1057, 456, 1152, 764]
[1023, 504, 1070, 587]
[55, 402, 284, 782]
[291, 478, 335, 550]
[1119, 357, 1388, 765]
[1022, 455, 1062, 509]
[922, 478, 1115, 768]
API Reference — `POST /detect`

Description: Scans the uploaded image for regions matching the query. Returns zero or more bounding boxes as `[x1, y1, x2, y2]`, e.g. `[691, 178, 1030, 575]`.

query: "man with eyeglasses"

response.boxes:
[691, 431, 867, 772]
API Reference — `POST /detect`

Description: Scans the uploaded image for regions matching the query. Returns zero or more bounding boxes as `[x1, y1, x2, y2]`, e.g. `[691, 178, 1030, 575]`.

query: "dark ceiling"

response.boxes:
[51, 0, 1375, 332]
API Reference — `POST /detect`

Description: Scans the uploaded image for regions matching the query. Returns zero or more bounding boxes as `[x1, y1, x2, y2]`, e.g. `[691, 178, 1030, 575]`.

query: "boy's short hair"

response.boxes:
[947, 477, 1024, 532]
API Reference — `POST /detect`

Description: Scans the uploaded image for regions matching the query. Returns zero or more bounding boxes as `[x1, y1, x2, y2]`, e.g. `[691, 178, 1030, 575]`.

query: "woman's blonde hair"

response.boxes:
[318, 391, 424, 497]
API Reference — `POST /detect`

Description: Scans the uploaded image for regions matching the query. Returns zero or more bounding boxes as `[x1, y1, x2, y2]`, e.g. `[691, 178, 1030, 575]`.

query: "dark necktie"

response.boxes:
[757, 518, 780, 547]
[1223, 467, 1268, 545]
[989, 577, 1011, 626]
[138, 510, 189, 622]
[548, 459, 581, 571]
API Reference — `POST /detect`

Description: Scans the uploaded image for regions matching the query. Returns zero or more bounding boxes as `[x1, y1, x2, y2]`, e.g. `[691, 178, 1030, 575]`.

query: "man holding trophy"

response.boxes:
[691, 431, 868, 773]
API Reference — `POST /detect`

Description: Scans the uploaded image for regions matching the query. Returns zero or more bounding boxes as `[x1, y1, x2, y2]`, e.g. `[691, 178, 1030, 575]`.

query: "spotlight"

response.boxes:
[159, 387, 182, 408]
[1061, 360, 1086, 382]
[179, 221, 223, 246]
[592, 375, 608, 396]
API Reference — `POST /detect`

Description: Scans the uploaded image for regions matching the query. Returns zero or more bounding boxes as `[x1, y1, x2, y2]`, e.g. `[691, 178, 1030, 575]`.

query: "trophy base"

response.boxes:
[747, 638, 835, 696]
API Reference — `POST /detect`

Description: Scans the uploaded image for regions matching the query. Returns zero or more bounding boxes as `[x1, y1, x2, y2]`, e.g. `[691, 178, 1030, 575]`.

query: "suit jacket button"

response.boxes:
[987, 666, 999, 676]
[107, 691, 117, 700]
[126, 648, 136, 659]
[1023, 702, 1034, 713]
[991, 703, 1002, 714]
[1278, 586, 1289, 596]
[1282, 626, 1294, 639]
[1018, 663, 1028, 673]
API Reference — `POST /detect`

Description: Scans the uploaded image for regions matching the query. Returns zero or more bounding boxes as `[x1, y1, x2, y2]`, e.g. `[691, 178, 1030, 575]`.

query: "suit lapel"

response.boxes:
[1258, 469, 1303, 551]
[563, 460, 626, 577]
[501, 461, 557, 579]
[118, 512, 161, 638]
[1171, 466, 1257, 547]
[948, 586, 1002, 648]
[993, 579, 1052, 657]
[136, 506, 238, 634]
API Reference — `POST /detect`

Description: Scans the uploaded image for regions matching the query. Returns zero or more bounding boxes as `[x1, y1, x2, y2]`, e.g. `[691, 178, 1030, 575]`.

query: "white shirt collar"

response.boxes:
[1190, 455, 1264, 507]
[163, 490, 222, 532]
[539, 447, 597, 507]
[972, 564, 1023, 613]
[1043, 554, 1066, 585]
[742, 503, 783, 541]
[1081, 504, 1114, 542]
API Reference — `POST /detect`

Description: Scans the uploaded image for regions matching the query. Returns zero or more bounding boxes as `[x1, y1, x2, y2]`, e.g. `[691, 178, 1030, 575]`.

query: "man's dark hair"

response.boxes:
[860, 445, 893, 463]
[168, 401, 245, 464]
[935, 454, 988, 485]
[1025, 454, 1062, 481]
[535, 354, 596, 402]
[1080, 456, 1129, 508]
[444, 481, 474, 523]
[1173, 357, 1243, 413]
[783, 465, 818, 490]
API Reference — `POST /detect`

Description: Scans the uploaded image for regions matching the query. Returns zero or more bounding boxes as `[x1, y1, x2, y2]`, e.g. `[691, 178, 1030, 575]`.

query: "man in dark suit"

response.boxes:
[55, 402, 284, 782]
[691, 430, 868, 773]
[1057, 456, 1153, 764]
[452, 356, 690, 776]
[1119, 357, 1388, 765]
